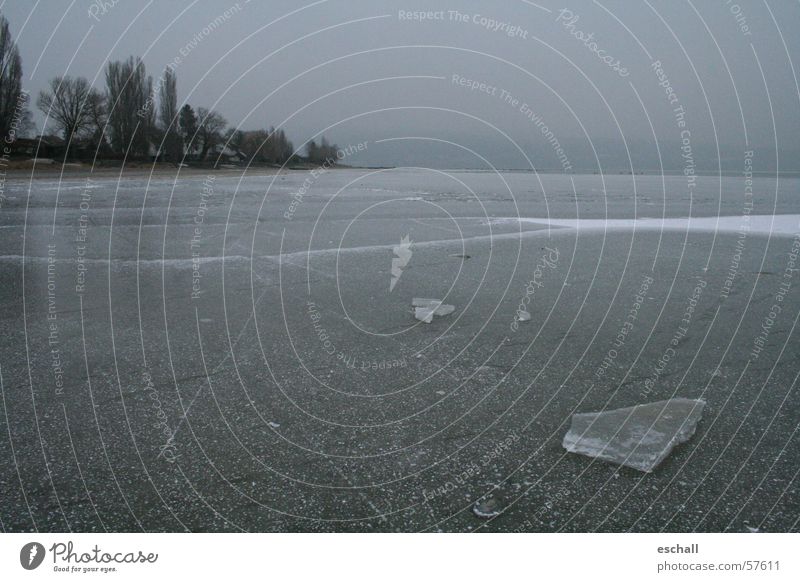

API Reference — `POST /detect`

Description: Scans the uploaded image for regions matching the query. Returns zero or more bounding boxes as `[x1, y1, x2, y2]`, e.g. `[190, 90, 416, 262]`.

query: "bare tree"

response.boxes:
[196, 107, 227, 161]
[158, 67, 182, 162]
[0, 13, 26, 141]
[15, 103, 34, 137]
[319, 136, 338, 164]
[36, 76, 104, 151]
[84, 88, 107, 148]
[106, 56, 153, 157]
[275, 128, 294, 163]
[305, 139, 319, 163]
[224, 127, 243, 151]
[179, 104, 198, 156]
[305, 136, 338, 165]
[237, 127, 293, 165]
[239, 128, 268, 162]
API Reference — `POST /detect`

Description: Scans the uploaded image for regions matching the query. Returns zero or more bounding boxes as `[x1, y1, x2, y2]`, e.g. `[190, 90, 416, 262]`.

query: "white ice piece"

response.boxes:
[562, 398, 705, 473]
[414, 307, 435, 323]
[472, 494, 504, 519]
[412, 298, 455, 322]
[518, 310, 531, 322]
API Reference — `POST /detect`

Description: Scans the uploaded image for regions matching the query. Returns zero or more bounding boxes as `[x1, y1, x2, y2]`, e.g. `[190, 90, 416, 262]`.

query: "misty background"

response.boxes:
[3, 0, 799, 172]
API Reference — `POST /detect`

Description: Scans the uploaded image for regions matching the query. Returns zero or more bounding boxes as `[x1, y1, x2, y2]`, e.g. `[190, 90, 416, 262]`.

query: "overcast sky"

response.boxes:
[3, 0, 798, 170]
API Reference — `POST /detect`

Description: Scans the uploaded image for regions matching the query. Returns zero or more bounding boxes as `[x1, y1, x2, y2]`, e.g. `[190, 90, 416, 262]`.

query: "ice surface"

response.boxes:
[562, 398, 706, 472]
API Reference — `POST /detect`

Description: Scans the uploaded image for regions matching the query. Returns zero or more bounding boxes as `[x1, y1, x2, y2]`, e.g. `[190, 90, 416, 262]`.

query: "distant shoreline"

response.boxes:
[3, 160, 796, 180]
[0, 160, 349, 180]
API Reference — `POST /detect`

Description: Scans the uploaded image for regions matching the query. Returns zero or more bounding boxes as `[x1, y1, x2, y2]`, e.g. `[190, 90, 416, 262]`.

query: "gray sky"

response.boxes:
[3, 0, 798, 170]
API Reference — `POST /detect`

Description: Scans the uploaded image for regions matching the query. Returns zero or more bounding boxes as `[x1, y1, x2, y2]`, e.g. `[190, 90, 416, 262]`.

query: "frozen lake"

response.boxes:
[1, 168, 798, 532]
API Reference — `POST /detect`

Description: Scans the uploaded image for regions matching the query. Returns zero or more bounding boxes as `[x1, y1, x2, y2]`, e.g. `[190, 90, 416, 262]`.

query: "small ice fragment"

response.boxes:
[518, 310, 531, 322]
[412, 298, 442, 311]
[435, 304, 455, 316]
[414, 307, 435, 323]
[745, 526, 760, 533]
[268, 421, 280, 428]
[472, 494, 504, 519]
[435, 390, 446, 395]
[562, 398, 705, 473]
[412, 298, 455, 317]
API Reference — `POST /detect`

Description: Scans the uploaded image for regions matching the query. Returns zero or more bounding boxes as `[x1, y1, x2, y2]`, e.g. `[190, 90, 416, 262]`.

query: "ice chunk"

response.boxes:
[412, 298, 440, 307]
[412, 298, 455, 316]
[517, 310, 531, 322]
[412, 299, 455, 322]
[562, 398, 705, 473]
[411, 297, 456, 323]
[414, 306, 435, 323]
[433, 303, 455, 316]
[472, 494, 504, 519]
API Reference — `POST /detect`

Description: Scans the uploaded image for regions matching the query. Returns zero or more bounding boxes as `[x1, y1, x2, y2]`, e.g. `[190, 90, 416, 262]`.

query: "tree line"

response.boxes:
[0, 12, 338, 166]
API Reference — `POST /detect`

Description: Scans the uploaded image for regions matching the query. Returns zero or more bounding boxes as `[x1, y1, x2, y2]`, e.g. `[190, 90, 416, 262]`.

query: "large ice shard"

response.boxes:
[562, 398, 706, 472]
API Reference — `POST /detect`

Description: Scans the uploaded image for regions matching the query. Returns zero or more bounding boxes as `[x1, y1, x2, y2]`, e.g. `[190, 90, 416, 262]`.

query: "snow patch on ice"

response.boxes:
[500, 214, 800, 238]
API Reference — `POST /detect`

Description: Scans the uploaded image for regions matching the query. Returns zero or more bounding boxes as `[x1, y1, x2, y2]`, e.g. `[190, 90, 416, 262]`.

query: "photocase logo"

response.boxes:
[20, 542, 45, 570]
[390, 234, 413, 292]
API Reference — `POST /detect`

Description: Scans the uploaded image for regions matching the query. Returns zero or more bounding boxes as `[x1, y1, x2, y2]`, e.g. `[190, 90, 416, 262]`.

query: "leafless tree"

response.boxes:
[179, 104, 198, 155]
[84, 88, 107, 148]
[36, 77, 104, 149]
[158, 67, 182, 162]
[196, 107, 227, 161]
[0, 13, 26, 141]
[239, 127, 294, 164]
[306, 136, 337, 165]
[106, 56, 153, 157]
